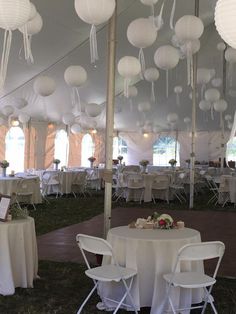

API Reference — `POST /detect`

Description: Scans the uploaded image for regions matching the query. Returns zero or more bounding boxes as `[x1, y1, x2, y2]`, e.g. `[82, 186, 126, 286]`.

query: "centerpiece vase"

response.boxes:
[142, 165, 147, 174]
[54, 163, 58, 171]
[90, 161, 94, 168]
[2, 168, 6, 177]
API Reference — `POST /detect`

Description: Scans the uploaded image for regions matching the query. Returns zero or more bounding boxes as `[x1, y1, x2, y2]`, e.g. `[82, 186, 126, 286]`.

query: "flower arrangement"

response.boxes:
[156, 214, 174, 229]
[0, 160, 9, 168]
[53, 159, 60, 164]
[169, 159, 177, 166]
[88, 156, 96, 162]
[10, 203, 28, 220]
[139, 160, 149, 167]
[131, 212, 175, 230]
[117, 155, 123, 161]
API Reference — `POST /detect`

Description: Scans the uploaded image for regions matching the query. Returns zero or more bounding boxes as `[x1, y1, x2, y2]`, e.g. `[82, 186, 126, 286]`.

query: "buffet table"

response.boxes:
[0, 217, 38, 295]
[99, 226, 203, 313]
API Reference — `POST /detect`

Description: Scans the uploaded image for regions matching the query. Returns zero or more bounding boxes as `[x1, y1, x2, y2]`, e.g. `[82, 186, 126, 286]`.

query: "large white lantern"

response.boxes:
[64, 65, 87, 87]
[175, 15, 204, 42]
[184, 117, 191, 124]
[118, 56, 141, 98]
[225, 47, 236, 63]
[127, 18, 157, 75]
[215, 0, 236, 49]
[34, 76, 56, 97]
[19, 113, 30, 124]
[214, 99, 228, 112]
[174, 85, 183, 106]
[62, 113, 75, 125]
[2, 105, 14, 116]
[199, 100, 211, 111]
[85, 103, 102, 117]
[167, 112, 179, 124]
[29, 3, 37, 21]
[205, 88, 220, 102]
[74, 0, 116, 63]
[71, 123, 81, 134]
[144, 67, 159, 102]
[14, 98, 28, 109]
[0, 0, 31, 88]
[154, 45, 179, 97]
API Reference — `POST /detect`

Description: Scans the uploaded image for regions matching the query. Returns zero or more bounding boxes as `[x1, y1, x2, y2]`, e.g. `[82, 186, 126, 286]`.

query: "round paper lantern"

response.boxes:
[180, 39, 200, 56]
[19, 12, 43, 35]
[29, 3, 37, 21]
[175, 15, 204, 42]
[171, 34, 184, 48]
[215, 0, 236, 49]
[62, 113, 75, 125]
[14, 98, 28, 109]
[85, 103, 102, 117]
[225, 114, 232, 121]
[34, 76, 56, 97]
[118, 56, 141, 97]
[71, 123, 81, 134]
[19, 113, 30, 124]
[217, 42, 226, 51]
[144, 67, 159, 102]
[167, 113, 178, 124]
[228, 122, 233, 129]
[197, 68, 211, 85]
[138, 102, 151, 113]
[154, 45, 179, 70]
[127, 86, 138, 98]
[64, 65, 87, 87]
[199, 100, 211, 111]
[214, 99, 228, 112]
[2, 105, 14, 116]
[184, 117, 191, 124]
[205, 88, 220, 102]
[225, 47, 236, 63]
[211, 78, 222, 87]
[74, 0, 116, 63]
[174, 86, 182, 94]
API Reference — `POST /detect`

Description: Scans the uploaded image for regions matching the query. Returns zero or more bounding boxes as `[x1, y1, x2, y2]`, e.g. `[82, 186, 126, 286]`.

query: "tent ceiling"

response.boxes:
[0, 0, 234, 132]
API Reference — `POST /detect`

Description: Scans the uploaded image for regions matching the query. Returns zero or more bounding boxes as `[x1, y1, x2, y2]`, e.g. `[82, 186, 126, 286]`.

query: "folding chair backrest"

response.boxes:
[74, 171, 87, 184]
[17, 179, 33, 193]
[76, 234, 113, 256]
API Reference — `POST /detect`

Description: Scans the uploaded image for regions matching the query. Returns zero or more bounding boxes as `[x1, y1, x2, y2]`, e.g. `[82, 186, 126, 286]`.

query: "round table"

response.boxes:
[99, 226, 203, 313]
[0, 217, 38, 295]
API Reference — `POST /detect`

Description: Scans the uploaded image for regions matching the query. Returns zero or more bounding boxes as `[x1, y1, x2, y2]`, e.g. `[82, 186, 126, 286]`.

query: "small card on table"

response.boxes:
[0, 195, 11, 222]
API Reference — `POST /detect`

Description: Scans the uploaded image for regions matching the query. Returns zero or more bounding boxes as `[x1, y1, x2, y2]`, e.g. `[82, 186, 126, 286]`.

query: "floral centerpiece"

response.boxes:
[117, 155, 123, 164]
[169, 159, 177, 167]
[10, 203, 28, 220]
[53, 159, 60, 170]
[88, 156, 96, 168]
[139, 160, 149, 173]
[131, 212, 175, 230]
[0, 160, 9, 177]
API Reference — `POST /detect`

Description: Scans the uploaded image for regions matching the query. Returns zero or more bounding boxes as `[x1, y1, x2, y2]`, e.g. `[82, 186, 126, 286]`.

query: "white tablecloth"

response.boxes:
[100, 226, 203, 313]
[0, 176, 42, 204]
[0, 217, 38, 295]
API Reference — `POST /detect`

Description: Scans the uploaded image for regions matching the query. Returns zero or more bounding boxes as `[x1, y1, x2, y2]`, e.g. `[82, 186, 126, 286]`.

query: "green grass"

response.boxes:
[0, 261, 235, 314]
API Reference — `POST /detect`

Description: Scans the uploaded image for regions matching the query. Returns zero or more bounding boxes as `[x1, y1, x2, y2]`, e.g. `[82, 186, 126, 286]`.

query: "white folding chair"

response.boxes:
[76, 234, 138, 314]
[15, 178, 36, 210]
[71, 171, 87, 198]
[126, 174, 144, 203]
[162, 241, 225, 314]
[170, 173, 187, 203]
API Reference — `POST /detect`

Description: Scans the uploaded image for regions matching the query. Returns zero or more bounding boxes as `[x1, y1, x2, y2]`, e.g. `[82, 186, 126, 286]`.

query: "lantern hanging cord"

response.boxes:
[22, 25, 34, 64]
[90, 24, 99, 64]
[138, 48, 145, 79]
[166, 70, 169, 98]
[154, 0, 165, 30]
[170, 0, 176, 29]
[151, 81, 155, 102]
[124, 78, 131, 98]
[211, 103, 214, 120]
[71, 87, 81, 114]
[176, 93, 180, 106]
[129, 99, 133, 112]
[0, 30, 12, 89]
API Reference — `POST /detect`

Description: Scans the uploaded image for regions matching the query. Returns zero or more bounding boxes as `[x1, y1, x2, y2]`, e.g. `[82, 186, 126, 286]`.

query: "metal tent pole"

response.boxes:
[104, 2, 117, 238]
[220, 45, 227, 173]
[189, 0, 199, 209]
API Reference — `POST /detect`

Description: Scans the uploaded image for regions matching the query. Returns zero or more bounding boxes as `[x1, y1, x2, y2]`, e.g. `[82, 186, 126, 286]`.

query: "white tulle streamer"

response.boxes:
[166, 70, 169, 98]
[176, 93, 180, 106]
[139, 48, 145, 79]
[170, 0, 176, 29]
[90, 24, 98, 64]
[129, 99, 133, 112]
[71, 87, 81, 113]
[186, 53, 193, 88]
[211, 104, 214, 120]
[201, 84, 206, 99]
[124, 78, 131, 98]
[22, 25, 33, 64]
[0, 30, 12, 89]
[151, 82, 155, 102]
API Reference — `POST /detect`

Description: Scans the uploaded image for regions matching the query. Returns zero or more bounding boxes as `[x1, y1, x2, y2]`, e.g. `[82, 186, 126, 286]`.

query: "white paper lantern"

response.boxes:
[19, 12, 43, 35]
[29, 3, 37, 21]
[199, 100, 211, 111]
[175, 15, 204, 42]
[64, 65, 87, 87]
[167, 112, 178, 124]
[225, 114, 232, 121]
[19, 113, 30, 124]
[144, 67, 159, 102]
[74, 0, 116, 63]
[71, 123, 81, 134]
[62, 113, 75, 125]
[184, 117, 191, 124]
[205, 88, 220, 102]
[214, 99, 228, 112]
[2, 105, 14, 116]
[215, 0, 236, 49]
[34, 76, 56, 97]
[14, 98, 28, 109]
[217, 42, 226, 51]
[174, 86, 182, 106]
[211, 78, 222, 87]
[138, 102, 151, 113]
[225, 47, 236, 63]
[86, 103, 102, 117]
[197, 68, 211, 85]
[118, 56, 141, 98]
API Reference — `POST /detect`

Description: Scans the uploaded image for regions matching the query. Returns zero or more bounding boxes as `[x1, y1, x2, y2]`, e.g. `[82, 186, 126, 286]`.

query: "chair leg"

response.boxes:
[77, 282, 98, 314]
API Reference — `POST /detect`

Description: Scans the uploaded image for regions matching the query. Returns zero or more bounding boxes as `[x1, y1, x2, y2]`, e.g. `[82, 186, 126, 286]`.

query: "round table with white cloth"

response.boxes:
[0, 217, 38, 295]
[99, 226, 203, 313]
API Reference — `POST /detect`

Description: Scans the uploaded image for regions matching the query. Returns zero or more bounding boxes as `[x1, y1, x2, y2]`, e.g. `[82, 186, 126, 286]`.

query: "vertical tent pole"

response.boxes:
[189, 0, 199, 209]
[104, 2, 117, 238]
[221, 45, 227, 172]
[27, 120, 31, 169]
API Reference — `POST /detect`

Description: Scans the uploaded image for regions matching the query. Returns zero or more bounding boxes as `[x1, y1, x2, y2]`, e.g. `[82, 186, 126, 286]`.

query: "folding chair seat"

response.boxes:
[76, 234, 138, 314]
[42, 172, 62, 198]
[162, 241, 225, 314]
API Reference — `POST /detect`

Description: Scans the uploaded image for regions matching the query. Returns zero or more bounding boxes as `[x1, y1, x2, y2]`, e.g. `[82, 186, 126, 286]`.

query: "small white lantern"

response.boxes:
[174, 85, 183, 106]
[214, 99, 228, 112]
[175, 15, 204, 42]
[144, 67, 159, 102]
[117, 56, 141, 98]
[19, 113, 30, 124]
[14, 98, 28, 109]
[167, 112, 179, 124]
[215, 0, 236, 49]
[85, 103, 102, 117]
[211, 78, 222, 87]
[62, 113, 75, 125]
[71, 123, 81, 134]
[199, 100, 211, 111]
[217, 42, 226, 52]
[74, 0, 116, 63]
[127, 18, 157, 75]
[205, 88, 220, 102]
[2, 105, 14, 116]
[34, 76, 56, 97]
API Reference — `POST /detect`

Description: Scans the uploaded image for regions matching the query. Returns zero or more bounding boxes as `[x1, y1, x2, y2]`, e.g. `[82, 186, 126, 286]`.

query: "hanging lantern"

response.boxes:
[214, 99, 228, 128]
[62, 113, 75, 125]
[225, 114, 232, 121]
[167, 113, 179, 127]
[71, 123, 81, 134]
[138, 102, 151, 113]
[85, 103, 102, 117]
[64, 65, 87, 113]
[74, 0, 116, 64]
[127, 18, 157, 76]
[205, 88, 220, 102]
[2, 105, 14, 116]
[144, 67, 159, 102]
[18, 12, 43, 63]
[174, 86, 183, 106]
[184, 117, 191, 124]
[0, 0, 31, 88]
[14, 98, 28, 109]
[217, 42, 226, 52]
[199, 100, 211, 111]
[29, 3, 37, 21]
[127, 85, 138, 111]
[175, 15, 204, 42]
[154, 45, 179, 97]
[117, 56, 141, 98]
[215, 0, 236, 49]
[211, 78, 222, 87]
[197, 68, 211, 85]
[34, 76, 56, 97]
[18, 113, 30, 124]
